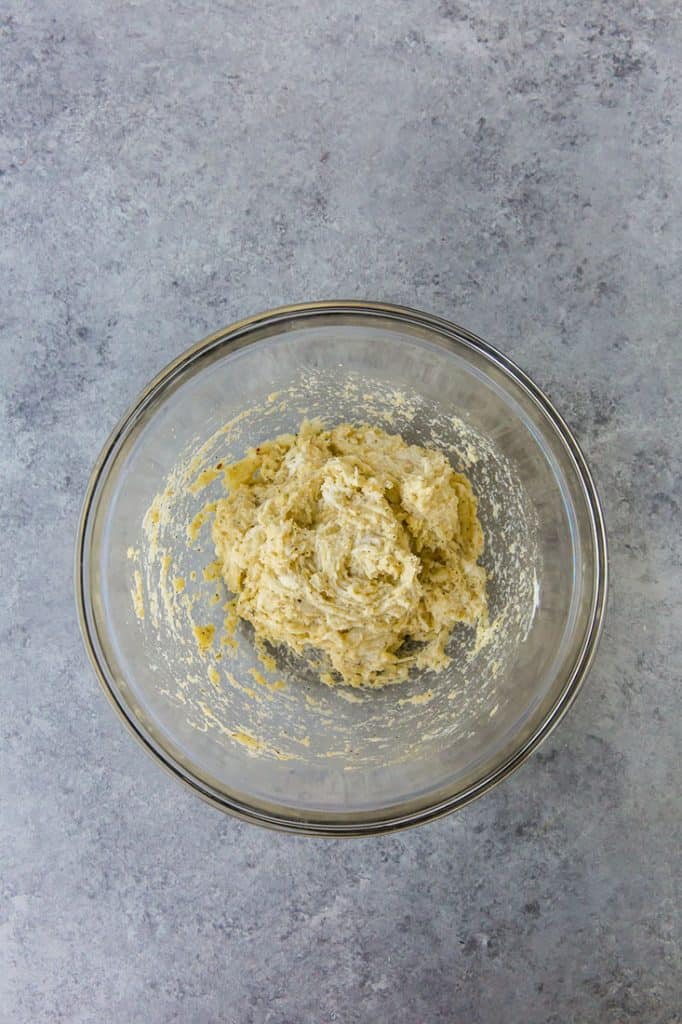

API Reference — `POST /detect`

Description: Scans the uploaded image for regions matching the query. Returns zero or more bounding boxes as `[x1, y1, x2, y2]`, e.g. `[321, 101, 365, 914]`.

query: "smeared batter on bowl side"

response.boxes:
[212, 420, 487, 687]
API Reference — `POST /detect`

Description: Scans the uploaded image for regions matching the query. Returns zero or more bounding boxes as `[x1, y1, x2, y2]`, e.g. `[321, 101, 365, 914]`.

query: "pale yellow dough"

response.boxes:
[212, 421, 487, 687]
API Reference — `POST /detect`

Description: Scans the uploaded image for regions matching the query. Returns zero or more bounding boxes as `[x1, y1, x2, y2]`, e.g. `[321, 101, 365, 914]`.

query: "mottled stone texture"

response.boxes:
[1, 1, 680, 1021]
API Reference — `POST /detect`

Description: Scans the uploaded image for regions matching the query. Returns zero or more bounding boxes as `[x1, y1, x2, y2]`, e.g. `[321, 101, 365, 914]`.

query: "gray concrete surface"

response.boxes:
[2, 1, 680, 1021]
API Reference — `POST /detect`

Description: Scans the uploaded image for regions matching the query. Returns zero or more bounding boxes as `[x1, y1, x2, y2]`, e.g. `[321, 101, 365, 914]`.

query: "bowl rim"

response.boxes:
[75, 300, 608, 837]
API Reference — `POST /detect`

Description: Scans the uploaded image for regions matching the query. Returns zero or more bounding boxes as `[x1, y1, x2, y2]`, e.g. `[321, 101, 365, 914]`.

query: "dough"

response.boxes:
[212, 421, 487, 687]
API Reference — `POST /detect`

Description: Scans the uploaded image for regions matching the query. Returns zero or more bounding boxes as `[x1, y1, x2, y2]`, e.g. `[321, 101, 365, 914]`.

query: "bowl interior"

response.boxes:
[82, 309, 600, 829]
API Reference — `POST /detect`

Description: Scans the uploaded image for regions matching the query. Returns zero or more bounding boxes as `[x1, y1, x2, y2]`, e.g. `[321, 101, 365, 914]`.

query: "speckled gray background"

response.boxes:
[2, 1, 680, 1021]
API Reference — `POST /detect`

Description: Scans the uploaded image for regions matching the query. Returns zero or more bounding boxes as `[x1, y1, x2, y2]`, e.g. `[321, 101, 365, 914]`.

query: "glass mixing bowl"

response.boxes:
[76, 302, 607, 835]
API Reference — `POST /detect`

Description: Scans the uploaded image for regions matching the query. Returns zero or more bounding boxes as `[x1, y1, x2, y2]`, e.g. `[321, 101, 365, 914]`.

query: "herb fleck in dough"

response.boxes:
[212, 421, 487, 687]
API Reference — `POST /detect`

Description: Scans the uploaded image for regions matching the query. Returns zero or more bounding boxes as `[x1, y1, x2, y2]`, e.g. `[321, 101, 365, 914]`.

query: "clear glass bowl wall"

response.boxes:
[78, 304, 606, 834]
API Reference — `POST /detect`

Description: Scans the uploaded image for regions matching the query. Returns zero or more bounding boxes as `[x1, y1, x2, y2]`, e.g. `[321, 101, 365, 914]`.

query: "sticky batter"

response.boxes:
[212, 421, 487, 687]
